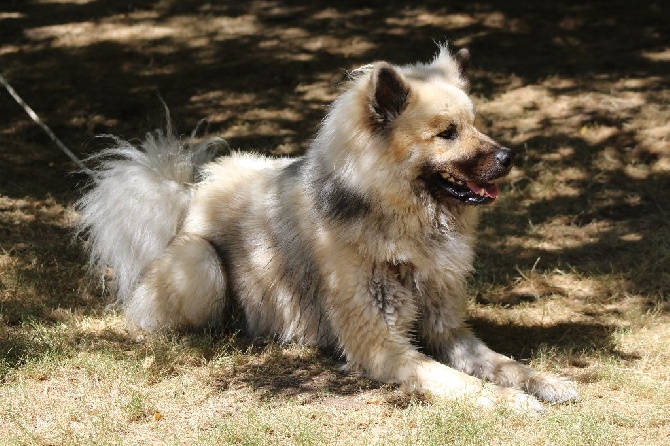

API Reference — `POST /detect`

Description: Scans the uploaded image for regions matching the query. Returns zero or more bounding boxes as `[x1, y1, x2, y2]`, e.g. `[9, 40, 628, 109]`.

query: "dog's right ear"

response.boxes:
[369, 62, 410, 129]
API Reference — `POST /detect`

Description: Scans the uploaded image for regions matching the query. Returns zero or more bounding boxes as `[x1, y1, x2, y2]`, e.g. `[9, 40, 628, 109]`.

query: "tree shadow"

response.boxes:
[209, 340, 389, 401]
[469, 317, 639, 362]
[0, 0, 668, 394]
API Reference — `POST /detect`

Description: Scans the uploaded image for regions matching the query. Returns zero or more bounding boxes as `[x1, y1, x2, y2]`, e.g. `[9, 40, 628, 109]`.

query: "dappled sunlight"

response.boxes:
[473, 40, 668, 302]
[478, 84, 647, 149]
[36, 0, 96, 4]
[0, 0, 666, 309]
[642, 48, 670, 62]
[0, 0, 666, 331]
[0, 194, 71, 227]
[0, 12, 24, 20]
[529, 218, 610, 253]
[24, 15, 261, 48]
[1, 1, 669, 442]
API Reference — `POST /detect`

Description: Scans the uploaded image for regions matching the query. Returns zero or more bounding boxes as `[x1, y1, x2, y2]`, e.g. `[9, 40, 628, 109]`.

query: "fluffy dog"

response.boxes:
[77, 45, 577, 412]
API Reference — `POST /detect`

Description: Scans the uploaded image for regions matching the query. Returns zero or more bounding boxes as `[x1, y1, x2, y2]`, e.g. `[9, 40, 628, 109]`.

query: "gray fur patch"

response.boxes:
[274, 162, 334, 345]
[313, 173, 371, 222]
[280, 157, 306, 178]
[369, 265, 399, 326]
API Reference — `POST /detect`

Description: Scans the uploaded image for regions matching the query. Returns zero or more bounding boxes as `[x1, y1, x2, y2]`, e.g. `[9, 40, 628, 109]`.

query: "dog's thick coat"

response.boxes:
[77, 46, 577, 411]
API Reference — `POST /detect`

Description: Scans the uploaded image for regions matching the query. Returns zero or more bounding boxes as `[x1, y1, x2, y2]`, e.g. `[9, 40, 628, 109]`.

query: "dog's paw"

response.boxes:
[476, 385, 545, 415]
[503, 388, 545, 415]
[525, 373, 578, 404]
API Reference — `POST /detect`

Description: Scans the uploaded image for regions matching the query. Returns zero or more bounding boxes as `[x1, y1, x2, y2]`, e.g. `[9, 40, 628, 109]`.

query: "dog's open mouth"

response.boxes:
[435, 172, 499, 205]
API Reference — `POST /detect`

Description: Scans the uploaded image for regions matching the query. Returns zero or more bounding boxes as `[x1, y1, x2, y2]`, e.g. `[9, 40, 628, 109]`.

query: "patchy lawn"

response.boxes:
[1, 1, 668, 444]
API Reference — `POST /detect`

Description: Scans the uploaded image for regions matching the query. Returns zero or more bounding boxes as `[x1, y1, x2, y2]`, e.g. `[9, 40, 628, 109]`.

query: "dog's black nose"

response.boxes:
[495, 148, 515, 168]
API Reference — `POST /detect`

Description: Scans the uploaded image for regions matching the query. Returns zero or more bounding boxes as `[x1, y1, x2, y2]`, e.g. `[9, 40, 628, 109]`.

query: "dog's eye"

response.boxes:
[437, 125, 459, 141]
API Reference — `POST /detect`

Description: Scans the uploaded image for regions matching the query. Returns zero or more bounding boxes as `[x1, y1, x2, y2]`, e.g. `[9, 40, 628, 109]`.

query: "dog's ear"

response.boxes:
[453, 48, 470, 75]
[369, 62, 410, 128]
[431, 44, 469, 90]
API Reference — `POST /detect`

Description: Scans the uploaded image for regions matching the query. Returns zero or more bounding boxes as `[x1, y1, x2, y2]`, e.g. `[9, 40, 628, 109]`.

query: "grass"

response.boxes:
[1, 296, 669, 444]
[1, 0, 669, 444]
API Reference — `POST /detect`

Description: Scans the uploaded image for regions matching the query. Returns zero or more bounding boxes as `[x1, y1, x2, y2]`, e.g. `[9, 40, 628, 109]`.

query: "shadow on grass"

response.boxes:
[1, 0, 667, 296]
[469, 317, 639, 362]
[0, 0, 668, 395]
[210, 340, 389, 401]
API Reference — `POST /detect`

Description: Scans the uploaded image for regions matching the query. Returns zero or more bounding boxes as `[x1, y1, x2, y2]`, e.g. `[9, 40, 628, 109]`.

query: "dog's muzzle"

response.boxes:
[423, 146, 516, 205]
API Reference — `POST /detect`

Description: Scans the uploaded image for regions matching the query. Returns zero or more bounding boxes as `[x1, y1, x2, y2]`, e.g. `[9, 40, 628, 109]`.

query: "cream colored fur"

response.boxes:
[77, 44, 577, 413]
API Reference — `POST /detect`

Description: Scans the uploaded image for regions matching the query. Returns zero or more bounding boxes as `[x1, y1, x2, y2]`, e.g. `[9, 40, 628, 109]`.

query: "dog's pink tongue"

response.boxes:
[466, 182, 499, 198]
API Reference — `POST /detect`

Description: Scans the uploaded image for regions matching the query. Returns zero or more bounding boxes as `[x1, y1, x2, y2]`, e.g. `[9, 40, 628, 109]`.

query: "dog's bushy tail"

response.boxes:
[76, 123, 226, 303]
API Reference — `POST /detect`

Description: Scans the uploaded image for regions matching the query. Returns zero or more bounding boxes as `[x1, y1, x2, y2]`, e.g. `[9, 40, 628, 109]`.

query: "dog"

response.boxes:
[76, 45, 578, 412]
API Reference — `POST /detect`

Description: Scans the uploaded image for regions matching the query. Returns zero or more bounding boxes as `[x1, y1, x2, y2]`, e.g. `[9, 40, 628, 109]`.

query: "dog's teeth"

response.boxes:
[439, 172, 468, 185]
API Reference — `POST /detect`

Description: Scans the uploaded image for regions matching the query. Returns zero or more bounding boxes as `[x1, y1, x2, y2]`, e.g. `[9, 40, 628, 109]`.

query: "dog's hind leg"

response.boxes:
[125, 233, 227, 332]
[422, 316, 579, 404]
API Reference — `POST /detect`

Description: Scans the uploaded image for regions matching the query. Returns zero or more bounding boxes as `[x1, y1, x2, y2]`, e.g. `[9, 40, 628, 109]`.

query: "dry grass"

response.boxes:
[1, 0, 669, 444]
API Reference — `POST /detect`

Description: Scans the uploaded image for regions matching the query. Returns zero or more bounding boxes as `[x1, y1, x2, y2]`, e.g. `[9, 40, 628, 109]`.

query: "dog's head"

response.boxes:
[360, 45, 514, 206]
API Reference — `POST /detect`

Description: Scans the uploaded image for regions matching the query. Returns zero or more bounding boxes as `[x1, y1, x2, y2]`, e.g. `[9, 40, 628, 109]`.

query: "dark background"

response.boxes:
[0, 0, 668, 332]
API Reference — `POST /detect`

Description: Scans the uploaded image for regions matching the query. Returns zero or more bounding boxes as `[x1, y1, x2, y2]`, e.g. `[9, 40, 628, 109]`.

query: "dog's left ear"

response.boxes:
[369, 62, 410, 128]
[432, 44, 469, 90]
[453, 48, 470, 75]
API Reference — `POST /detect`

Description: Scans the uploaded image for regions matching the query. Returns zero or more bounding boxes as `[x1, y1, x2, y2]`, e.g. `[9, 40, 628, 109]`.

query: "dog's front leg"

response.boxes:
[323, 261, 543, 412]
[327, 292, 481, 399]
[421, 300, 578, 404]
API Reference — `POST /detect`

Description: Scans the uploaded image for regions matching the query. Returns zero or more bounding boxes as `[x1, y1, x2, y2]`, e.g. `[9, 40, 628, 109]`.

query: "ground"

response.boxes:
[0, 1, 669, 445]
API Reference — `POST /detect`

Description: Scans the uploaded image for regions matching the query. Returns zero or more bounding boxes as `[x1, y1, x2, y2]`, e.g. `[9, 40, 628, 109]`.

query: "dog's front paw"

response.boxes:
[504, 388, 545, 414]
[525, 373, 578, 404]
[476, 385, 545, 415]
